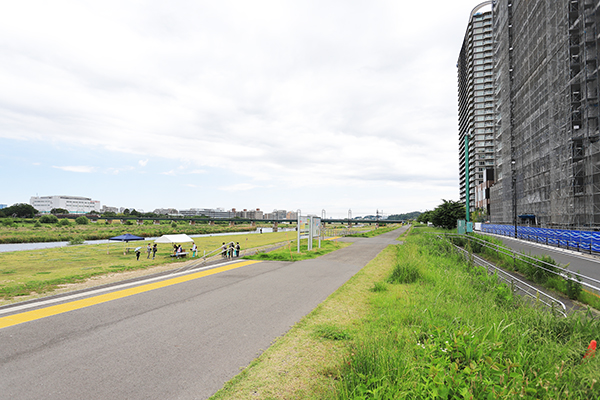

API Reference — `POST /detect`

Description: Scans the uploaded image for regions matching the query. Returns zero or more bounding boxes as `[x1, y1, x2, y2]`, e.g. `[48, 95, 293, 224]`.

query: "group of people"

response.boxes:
[137, 243, 158, 260]
[221, 241, 241, 259]
[136, 241, 240, 260]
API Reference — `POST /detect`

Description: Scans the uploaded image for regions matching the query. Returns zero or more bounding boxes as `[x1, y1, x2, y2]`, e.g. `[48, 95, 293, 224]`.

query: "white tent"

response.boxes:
[154, 234, 194, 244]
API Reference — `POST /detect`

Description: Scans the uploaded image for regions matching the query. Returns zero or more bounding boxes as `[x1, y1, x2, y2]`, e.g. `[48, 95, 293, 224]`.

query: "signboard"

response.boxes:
[297, 215, 322, 252]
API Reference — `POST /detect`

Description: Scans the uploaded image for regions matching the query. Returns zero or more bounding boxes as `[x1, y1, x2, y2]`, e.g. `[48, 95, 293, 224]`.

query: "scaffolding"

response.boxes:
[489, 0, 600, 230]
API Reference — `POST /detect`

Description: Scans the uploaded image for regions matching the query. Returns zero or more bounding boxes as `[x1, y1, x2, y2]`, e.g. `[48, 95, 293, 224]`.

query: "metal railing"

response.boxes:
[436, 234, 568, 317]
[444, 233, 600, 298]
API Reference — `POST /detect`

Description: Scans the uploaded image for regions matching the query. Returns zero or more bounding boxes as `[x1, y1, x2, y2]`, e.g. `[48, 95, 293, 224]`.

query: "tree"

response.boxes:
[0, 203, 38, 218]
[430, 200, 466, 230]
[416, 210, 434, 224]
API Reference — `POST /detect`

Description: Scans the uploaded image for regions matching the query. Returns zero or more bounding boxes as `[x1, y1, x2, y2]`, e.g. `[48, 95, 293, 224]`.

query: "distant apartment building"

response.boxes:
[488, 0, 600, 228]
[233, 208, 264, 219]
[30, 195, 101, 214]
[457, 1, 495, 214]
[100, 205, 119, 213]
[286, 210, 298, 220]
[264, 210, 288, 220]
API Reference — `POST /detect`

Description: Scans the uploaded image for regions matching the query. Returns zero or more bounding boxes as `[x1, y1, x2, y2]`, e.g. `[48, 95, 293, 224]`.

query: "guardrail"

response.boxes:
[437, 234, 570, 316]
[446, 233, 600, 299]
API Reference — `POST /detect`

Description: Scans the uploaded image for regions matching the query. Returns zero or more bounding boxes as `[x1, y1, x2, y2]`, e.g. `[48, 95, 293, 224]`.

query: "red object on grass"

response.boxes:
[583, 340, 597, 360]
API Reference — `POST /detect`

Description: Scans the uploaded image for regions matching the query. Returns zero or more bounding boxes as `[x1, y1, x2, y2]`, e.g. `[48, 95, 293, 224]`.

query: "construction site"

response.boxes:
[483, 0, 600, 229]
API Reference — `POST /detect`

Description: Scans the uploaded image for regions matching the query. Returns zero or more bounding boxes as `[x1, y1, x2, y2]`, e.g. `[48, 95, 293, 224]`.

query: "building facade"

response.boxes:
[489, 0, 600, 228]
[458, 1, 495, 214]
[30, 195, 101, 214]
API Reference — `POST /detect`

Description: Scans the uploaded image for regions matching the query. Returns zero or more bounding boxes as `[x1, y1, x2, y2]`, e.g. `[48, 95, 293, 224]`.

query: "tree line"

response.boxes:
[416, 200, 466, 230]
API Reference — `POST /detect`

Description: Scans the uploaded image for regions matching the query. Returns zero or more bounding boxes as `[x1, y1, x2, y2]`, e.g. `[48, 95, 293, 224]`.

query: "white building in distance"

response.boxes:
[30, 195, 101, 214]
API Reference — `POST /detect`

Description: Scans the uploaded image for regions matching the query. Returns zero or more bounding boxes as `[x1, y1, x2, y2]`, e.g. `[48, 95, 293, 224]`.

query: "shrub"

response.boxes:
[60, 218, 71, 226]
[68, 236, 85, 245]
[75, 216, 89, 225]
[39, 214, 59, 224]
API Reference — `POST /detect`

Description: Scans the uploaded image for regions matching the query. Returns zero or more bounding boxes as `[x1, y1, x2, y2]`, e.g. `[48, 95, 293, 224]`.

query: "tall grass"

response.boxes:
[449, 234, 588, 304]
[333, 229, 600, 399]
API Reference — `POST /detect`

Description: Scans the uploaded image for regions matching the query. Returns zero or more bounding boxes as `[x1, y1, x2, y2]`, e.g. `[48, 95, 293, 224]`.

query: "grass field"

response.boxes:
[210, 226, 600, 399]
[0, 230, 298, 302]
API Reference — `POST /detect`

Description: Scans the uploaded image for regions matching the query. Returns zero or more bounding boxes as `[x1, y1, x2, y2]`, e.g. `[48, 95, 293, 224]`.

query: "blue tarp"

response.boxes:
[109, 234, 145, 242]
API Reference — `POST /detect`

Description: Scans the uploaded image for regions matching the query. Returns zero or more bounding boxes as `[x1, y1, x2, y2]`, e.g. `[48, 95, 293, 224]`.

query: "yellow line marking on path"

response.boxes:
[0, 260, 261, 330]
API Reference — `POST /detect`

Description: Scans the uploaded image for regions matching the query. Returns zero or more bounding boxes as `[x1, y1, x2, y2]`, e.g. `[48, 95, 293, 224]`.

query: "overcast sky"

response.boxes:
[0, 1, 485, 218]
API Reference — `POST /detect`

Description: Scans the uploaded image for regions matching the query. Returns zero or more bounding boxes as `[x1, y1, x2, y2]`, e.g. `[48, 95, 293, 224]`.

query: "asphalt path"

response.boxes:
[0, 227, 407, 400]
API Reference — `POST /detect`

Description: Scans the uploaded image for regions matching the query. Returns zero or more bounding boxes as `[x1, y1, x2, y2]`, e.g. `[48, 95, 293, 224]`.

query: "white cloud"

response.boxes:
[138, 159, 149, 167]
[52, 165, 96, 173]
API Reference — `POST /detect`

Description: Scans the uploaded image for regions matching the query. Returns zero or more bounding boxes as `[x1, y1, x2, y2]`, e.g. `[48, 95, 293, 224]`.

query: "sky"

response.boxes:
[0, 0, 484, 218]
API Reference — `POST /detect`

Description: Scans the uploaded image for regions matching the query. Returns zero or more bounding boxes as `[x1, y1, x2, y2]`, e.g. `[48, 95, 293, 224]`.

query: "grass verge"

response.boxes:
[346, 225, 402, 238]
[244, 239, 351, 262]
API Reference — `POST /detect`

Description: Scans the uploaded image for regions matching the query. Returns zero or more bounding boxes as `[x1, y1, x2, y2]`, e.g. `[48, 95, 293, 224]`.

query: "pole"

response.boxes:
[297, 210, 301, 253]
[465, 134, 470, 223]
[512, 160, 517, 238]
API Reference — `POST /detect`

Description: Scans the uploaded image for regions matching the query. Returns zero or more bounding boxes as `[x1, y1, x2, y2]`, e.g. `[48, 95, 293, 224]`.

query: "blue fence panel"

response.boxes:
[580, 231, 592, 252]
[479, 224, 600, 254]
[593, 232, 600, 253]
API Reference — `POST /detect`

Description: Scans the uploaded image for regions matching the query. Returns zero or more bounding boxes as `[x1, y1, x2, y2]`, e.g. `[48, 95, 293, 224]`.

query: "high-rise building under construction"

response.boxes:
[459, 0, 600, 229]
[457, 2, 494, 215]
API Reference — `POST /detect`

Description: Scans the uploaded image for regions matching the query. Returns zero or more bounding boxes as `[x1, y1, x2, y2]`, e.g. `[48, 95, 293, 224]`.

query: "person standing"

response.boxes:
[228, 242, 234, 259]
[235, 242, 240, 257]
[135, 248, 141, 261]
[222, 242, 227, 258]
[191, 243, 197, 257]
[146, 243, 152, 259]
[152, 243, 158, 259]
